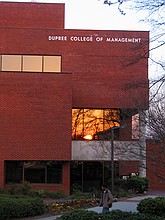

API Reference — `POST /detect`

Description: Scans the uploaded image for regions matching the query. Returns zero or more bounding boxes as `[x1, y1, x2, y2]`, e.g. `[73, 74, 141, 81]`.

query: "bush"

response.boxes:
[0, 196, 45, 219]
[6, 182, 66, 199]
[0, 188, 8, 195]
[127, 176, 149, 193]
[56, 209, 164, 220]
[56, 209, 100, 220]
[103, 210, 163, 220]
[33, 189, 66, 199]
[137, 197, 165, 217]
[108, 176, 149, 194]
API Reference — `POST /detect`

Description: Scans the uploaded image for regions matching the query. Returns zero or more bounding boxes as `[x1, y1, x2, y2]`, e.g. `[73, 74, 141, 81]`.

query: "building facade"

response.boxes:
[0, 2, 162, 194]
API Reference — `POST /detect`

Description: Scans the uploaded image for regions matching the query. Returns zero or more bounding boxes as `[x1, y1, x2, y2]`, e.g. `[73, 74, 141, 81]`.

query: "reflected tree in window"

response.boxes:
[72, 109, 120, 140]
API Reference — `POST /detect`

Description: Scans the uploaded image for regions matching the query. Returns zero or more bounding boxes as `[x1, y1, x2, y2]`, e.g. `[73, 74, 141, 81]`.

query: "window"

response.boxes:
[132, 113, 139, 139]
[5, 161, 62, 184]
[0, 55, 61, 73]
[72, 109, 120, 140]
[23, 55, 42, 72]
[5, 161, 23, 184]
[43, 56, 61, 72]
[47, 161, 62, 184]
[24, 161, 46, 183]
[2, 55, 21, 71]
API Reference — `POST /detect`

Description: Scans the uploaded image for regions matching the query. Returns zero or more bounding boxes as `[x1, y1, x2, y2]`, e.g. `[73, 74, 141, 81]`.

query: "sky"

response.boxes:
[1, 0, 164, 83]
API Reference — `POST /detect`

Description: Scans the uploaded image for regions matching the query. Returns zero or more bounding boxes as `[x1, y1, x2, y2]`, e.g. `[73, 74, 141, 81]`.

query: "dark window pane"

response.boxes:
[47, 161, 62, 184]
[5, 161, 23, 184]
[24, 161, 45, 183]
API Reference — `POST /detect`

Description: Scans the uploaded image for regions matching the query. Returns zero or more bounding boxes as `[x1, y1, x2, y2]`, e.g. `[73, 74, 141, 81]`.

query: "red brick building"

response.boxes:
[0, 2, 162, 194]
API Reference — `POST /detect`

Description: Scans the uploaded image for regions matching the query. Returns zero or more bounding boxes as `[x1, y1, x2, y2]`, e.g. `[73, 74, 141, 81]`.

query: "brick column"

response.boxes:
[139, 110, 146, 177]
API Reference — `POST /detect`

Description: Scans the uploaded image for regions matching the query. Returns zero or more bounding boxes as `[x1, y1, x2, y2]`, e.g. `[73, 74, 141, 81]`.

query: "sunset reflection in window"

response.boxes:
[72, 109, 120, 140]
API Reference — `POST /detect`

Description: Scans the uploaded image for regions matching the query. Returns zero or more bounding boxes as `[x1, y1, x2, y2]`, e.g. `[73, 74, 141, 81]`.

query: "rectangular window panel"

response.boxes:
[72, 109, 120, 140]
[132, 114, 139, 139]
[43, 56, 61, 72]
[24, 161, 45, 183]
[23, 55, 42, 72]
[47, 161, 62, 184]
[2, 55, 21, 71]
[72, 109, 84, 140]
[5, 161, 23, 184]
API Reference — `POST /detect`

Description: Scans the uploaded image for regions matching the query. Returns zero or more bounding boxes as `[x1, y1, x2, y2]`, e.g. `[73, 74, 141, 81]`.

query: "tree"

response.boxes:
[101, 0, 165, 94]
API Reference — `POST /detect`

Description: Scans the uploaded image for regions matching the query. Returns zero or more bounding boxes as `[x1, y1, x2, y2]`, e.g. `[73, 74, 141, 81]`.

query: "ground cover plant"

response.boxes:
[56, 209, 164, 220]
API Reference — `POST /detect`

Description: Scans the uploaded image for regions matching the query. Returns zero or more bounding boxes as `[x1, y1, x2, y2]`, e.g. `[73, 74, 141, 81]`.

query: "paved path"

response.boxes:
[20, 190, 165, 220]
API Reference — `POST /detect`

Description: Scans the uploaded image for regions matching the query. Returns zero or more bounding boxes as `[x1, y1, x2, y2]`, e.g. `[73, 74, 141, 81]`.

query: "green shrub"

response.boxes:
[137, 197, 165, 217]
[114, 177, 127, 191]
[102, 210, 163, 220]
[21, 181, 32, 195]
[56, 209, 164, 220]
[56, 209, 100, 220]
[0, 197, 45, 219]
[71, 183, 82, 194]
[0, 188, 8, 195]
[127, 176, 149, 193]
[7, 182, 66, 199]
[108, 176, 149, 194]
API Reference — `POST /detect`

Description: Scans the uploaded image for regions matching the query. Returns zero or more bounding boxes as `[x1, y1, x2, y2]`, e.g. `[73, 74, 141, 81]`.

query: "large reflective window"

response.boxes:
[5, 160, 62, 184]
[72, 109, 120, 140]
[2, 55, 21, 71]
[43, 56, 61, 72]
[23, 55, 42, 72]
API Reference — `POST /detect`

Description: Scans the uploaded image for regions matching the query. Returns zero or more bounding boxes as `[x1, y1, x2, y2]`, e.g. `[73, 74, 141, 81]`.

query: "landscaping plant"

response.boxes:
[137, 197, 165, 217]
[56, 209, 164, 220]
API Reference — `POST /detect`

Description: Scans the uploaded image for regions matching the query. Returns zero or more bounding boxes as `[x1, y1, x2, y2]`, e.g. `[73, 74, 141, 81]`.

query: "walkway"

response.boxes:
[19, 190, 165, 220]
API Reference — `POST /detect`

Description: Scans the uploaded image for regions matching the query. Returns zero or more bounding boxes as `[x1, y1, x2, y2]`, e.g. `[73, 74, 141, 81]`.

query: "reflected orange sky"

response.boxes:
[72, 109, 120, 140]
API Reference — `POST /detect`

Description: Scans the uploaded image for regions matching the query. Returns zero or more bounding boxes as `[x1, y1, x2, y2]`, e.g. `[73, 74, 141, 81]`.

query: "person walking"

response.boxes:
[100, 184, 113, 214]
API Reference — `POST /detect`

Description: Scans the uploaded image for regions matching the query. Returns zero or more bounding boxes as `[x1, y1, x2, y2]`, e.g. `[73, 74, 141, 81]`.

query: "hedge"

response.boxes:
[0, 196, 45, 219]
[56, 209, 164, 220]
[137, 197, 165, 217]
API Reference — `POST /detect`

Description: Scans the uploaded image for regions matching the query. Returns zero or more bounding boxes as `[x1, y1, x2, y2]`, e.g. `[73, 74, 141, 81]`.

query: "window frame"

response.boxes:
[4, 160, 63, 185]
[0, 54, 62, 73]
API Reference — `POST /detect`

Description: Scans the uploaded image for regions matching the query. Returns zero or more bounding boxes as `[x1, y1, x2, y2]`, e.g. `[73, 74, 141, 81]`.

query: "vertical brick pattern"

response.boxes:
[119, 117, 133, 141]
[0, 27, 149, 109]
[119, 160, 140, 176]
[0, 2, 64, 29]
[146, 140, 165, 190]
[0, 73, 72, 160]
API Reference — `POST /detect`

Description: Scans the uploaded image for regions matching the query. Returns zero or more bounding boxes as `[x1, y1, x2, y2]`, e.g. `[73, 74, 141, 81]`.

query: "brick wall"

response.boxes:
[119, 160, 140, 176]
[146, 140, 165, 190]
[0, 72, 72, 160]
[0, 2, 64, 29]
[0, 27, 149, 109]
